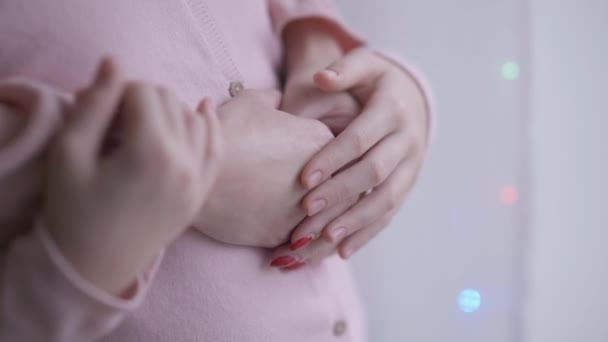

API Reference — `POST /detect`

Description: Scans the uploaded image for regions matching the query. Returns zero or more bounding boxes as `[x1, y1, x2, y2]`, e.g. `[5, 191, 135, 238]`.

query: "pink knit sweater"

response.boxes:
[0, 1, 431, 341]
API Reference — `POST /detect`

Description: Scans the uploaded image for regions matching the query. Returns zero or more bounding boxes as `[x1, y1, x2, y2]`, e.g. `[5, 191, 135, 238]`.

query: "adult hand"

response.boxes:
[193, 89, 334, 248]
[281, 63, 360, 136]
[274, 48, 430, 267]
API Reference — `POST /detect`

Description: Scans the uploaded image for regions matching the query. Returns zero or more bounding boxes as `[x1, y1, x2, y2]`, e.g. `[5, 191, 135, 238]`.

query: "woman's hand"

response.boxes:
[272, 48, 430, 268]
[43, 58, 223, 294]
[193, 89, 334, 248]
[281, 63, 360, 136]
[281, 18, 361, 136]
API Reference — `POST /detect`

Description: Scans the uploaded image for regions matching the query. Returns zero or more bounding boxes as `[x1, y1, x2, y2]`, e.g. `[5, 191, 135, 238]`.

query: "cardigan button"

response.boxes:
[228, 81, 244, 97]
[333, 320, 347, 336]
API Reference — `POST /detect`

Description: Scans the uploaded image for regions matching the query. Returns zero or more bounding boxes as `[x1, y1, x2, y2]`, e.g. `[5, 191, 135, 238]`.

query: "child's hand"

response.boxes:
[43, 58, 222, 295]
[193, 89, 334, 248]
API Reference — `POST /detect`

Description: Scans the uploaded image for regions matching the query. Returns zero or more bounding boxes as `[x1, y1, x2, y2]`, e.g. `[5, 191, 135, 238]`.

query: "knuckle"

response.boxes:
[367, 159, 387, 185]
[384, 95, 407, 119]
[393, 107, 408, 127]
[392, 97, 408, 115]
[143, 144, 175, 175]
[357, 213, 374, 228]
[347, 131, 367, 155]
[385, 195, 398, 212]
[330, 183, 353, 204]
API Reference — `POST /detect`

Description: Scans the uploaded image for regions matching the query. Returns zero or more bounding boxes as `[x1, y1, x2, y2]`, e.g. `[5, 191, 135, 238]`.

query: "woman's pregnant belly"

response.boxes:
[105, 229, 366, 342]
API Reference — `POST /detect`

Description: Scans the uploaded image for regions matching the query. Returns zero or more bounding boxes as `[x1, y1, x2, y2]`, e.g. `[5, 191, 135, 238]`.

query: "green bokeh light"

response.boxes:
[502, 61, 520, 80]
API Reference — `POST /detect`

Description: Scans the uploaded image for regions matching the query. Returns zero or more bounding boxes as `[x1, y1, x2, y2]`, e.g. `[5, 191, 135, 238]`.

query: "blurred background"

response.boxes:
[337, 0, 608, 341]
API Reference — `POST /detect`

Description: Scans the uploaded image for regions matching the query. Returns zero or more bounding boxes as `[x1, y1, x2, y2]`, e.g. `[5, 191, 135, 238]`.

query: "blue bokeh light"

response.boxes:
[458, 289, 481, 313]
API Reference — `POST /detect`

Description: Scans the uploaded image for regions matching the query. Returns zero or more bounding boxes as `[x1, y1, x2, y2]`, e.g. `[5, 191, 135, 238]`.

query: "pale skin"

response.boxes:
[39, 60, 338, 295]
[15, 19, 429, 294]
[44, 58, 223, 294]
[269, 20, 430, 268]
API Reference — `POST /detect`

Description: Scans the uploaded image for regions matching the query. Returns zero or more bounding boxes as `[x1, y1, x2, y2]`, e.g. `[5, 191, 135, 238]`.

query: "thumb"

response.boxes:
[313, 48, 382, 92]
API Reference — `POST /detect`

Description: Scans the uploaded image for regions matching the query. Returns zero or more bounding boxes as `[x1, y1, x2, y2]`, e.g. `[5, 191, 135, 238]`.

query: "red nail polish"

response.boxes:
[290, 236, 313, 251]
[270, 256, 296, 267]
[283, 261, 307, 271]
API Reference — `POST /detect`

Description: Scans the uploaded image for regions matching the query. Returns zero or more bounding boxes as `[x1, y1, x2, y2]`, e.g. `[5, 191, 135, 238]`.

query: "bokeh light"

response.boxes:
[458, 289, 481, 313]
[500, 186, 519, 206]
[502, 61, 520, 80]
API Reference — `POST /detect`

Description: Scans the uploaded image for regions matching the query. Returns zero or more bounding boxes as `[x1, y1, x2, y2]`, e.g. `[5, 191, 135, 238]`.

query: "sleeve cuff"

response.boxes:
[269, 0, 364, 53]
[35, 221, 163, 311]
[0, 78, 68, 177]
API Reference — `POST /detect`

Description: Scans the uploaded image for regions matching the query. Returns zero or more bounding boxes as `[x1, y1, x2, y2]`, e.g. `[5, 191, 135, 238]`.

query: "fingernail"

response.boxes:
[307, 170, 323, 188]
[324, 69, 339, 78]
[330, 227, 347, 241]
[308, 199, 327, 216]
[283, 261, 307, 271]
[290, 235, 314, 251]
[270, 256, 297, 267]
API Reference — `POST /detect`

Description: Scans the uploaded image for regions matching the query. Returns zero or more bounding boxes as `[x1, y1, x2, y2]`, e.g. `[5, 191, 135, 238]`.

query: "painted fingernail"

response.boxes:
[290, 235, 314, 251]
[270, 256, 296, 267]
[283, 261, 307, 271]
[330, 227, 347, 241]
[308, 199, 327, 216]
[307, 170, 323, 188]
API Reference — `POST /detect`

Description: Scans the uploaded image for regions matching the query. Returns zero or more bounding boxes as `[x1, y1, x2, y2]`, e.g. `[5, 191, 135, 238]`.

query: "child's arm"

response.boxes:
[0, 79, 67, 245]
[0, 59, 223, 341]
[0, 73, 140, 342]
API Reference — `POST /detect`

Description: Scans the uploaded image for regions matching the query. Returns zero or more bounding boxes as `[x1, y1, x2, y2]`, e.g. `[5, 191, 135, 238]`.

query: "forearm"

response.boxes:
[1, 225, 158, 341]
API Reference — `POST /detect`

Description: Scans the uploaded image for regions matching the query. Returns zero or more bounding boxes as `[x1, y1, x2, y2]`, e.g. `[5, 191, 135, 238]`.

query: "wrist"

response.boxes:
[44, 219, 159, 296]
[283, 18, 343, 73]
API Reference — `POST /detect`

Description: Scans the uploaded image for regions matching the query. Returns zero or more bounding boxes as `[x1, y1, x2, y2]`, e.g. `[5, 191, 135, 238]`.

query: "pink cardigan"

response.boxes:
[0, 0, 432, 341]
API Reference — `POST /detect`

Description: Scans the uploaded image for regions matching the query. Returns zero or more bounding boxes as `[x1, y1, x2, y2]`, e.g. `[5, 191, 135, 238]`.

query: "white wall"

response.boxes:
[525, 0, 608, 341]
[338, 1, 608, 341]
[338, 1, 529, 341]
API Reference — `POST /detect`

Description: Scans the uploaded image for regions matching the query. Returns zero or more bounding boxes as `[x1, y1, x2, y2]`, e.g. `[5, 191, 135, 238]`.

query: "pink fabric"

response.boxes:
[0, 0, 433, 341]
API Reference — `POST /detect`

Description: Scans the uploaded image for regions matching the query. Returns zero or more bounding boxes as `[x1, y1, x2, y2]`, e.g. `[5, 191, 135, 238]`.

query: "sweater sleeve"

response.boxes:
[0, 79, 162, 341]
[0, 78, 65, 244]
[268, 0, 364, 53]
[0, 222, 162, 341]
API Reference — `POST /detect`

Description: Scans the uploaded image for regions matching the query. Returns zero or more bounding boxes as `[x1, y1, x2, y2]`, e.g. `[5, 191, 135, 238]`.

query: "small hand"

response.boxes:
[193, 89, 334, 248]
[43, 58, 223, 294]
